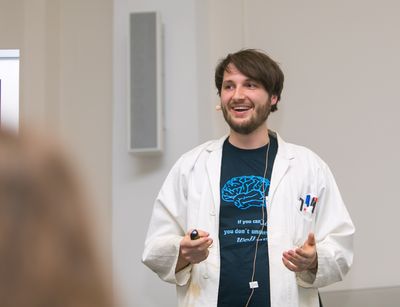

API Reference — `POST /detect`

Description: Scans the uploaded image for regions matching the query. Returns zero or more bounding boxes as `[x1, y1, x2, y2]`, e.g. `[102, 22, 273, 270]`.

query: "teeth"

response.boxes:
[233, 106, 251, 111]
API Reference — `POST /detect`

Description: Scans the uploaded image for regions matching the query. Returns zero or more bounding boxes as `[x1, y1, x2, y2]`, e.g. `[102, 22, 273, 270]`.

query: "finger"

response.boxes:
[204, 237, 213, 248]
[186, 242, 211, 262]
[283, 251, 301, 265]
[192, 239, 213, 251]
[286, 250, 308, 262]
[181, 247, 209, 263]
[295, 246, 314, 258]
[187, 229, 209, 237]
[282, 257, 300, 272]
[196, 229, 210, 237]
[306, 232, 316, 247]
[185, 237, 213, 251]
[283, 250, 297, 261]
[284, 251, 309, 268]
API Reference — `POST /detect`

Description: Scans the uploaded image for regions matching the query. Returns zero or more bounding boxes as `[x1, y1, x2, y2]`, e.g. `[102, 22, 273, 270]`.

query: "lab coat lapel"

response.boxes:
[269, 154, 289, 206]
[268, 133, 293, 215]
[205, 138, 224, 217]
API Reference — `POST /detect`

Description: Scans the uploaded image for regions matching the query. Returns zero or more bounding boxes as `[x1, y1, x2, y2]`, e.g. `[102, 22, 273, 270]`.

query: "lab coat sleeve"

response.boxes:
[296, 162, 355, 288]
[142, 157, 192, 285]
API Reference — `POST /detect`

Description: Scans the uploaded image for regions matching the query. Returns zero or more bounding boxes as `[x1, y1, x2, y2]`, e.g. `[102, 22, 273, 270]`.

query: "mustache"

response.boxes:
[226, 101, 254, 109]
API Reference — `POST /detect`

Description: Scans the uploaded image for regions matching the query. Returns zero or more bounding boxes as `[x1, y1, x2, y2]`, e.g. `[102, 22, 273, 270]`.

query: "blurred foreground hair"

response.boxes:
[0, 128, 113, 307]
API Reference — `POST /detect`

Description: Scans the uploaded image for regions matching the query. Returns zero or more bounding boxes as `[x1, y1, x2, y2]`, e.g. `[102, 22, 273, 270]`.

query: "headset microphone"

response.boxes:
[215, 105, 222, 111]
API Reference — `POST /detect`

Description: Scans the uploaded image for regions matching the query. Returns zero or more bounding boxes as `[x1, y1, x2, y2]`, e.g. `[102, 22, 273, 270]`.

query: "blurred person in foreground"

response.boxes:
[0, 127, 113, 307]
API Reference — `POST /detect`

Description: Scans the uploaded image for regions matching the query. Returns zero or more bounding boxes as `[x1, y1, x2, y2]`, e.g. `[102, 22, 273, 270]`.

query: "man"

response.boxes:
[142, 49, 354, 307]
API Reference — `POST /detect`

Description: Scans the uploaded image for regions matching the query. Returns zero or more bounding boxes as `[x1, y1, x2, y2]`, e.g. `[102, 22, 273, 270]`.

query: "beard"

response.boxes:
[221, 99, 272, 135]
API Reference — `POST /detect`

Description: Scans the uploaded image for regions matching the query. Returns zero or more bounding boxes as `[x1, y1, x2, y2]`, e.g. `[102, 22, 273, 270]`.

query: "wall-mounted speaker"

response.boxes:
[128, 12, 163, 153]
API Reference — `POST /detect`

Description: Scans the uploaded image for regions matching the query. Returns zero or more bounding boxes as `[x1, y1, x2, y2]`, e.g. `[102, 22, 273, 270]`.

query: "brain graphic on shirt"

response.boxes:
[221, 176, 270, 210]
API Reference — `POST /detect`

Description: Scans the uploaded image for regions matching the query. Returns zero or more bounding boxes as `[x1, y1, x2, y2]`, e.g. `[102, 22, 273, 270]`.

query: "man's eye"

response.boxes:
[223, 84, 234, 90]
[245, 82, 258, 88]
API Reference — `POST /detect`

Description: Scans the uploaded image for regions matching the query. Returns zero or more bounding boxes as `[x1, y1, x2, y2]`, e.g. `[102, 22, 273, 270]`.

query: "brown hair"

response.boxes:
[215, 49, 284, 112]
[0, 128, 113, 307]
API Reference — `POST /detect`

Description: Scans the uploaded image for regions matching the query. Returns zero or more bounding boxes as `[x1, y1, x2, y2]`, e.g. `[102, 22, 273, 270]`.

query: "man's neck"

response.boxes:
[228, 125, 270, 149]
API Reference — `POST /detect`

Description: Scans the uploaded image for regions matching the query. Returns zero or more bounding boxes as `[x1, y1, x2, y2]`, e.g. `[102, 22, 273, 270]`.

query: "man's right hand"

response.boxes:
[175, 229, 213, 273]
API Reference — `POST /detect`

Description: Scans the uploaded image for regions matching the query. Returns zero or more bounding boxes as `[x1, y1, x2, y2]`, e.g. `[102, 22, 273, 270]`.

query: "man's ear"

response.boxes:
[271, 95, 278, 106]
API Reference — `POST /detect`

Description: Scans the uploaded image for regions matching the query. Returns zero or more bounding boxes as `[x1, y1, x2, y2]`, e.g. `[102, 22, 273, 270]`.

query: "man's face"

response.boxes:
[220, 64, 277, 135]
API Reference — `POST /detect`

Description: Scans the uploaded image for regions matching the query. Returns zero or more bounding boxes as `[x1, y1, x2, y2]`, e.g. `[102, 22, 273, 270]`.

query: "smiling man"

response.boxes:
[142, 49, 354, 307]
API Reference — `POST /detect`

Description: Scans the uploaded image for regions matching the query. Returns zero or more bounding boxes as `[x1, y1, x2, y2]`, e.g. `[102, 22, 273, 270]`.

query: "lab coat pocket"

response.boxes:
[293, 197, 316, 247]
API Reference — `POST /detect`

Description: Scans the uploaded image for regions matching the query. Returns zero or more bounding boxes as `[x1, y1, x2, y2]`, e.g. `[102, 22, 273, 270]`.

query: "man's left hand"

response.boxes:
[282, 233, 318, 273]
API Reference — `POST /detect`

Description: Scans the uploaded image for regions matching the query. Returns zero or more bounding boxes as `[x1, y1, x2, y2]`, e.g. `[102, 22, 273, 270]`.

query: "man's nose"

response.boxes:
[233, 87, 245, 100]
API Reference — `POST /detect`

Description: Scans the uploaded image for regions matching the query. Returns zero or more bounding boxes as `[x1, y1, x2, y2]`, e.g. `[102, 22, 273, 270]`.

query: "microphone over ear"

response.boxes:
[215, 105, 222, 111]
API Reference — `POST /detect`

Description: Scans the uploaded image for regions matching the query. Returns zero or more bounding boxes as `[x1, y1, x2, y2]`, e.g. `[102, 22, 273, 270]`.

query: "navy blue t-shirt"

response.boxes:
[217, 134, 278, 307]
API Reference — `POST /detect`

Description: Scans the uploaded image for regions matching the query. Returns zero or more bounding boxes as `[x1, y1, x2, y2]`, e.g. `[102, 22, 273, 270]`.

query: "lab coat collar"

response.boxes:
[205, 135, 227, 152]
[204, 130, 295, 161]
[274, 131, 295, 161]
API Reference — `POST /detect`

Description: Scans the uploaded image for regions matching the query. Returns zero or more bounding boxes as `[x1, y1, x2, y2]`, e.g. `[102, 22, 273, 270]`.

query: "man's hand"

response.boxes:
[282, 233, 318, 273]
[175, 229, 213, 273]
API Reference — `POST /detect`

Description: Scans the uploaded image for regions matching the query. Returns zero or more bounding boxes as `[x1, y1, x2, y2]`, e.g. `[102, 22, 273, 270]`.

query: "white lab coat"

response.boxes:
[142, 132, 355, 307]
